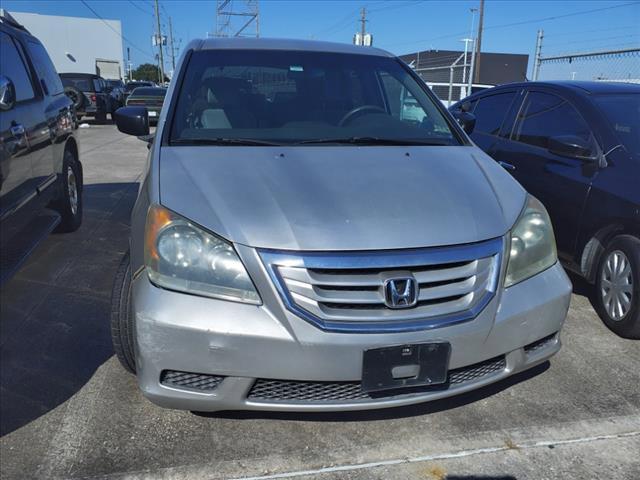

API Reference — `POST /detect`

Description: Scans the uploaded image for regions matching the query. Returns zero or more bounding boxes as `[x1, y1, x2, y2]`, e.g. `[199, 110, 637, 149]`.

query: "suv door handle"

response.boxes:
[498, 161, 516, 171]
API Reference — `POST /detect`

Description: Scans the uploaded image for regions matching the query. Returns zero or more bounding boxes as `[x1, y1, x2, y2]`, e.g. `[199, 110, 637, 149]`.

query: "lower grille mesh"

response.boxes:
[248, 356, 506, 402]
[160, 370, 224, 391]
[525, 333, 557, 355]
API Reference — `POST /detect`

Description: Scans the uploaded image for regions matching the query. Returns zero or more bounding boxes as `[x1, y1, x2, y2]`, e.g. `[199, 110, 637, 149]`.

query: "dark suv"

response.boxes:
[451, 81, 640, 338]
[0, 11, 83, 283]
[60, 72, 110, 122]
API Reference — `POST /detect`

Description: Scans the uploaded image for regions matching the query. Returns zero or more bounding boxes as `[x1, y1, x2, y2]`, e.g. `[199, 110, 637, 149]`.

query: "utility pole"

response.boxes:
[168, 16, 176, 74]
[532, 29, 544, 80]
[154, 0, 165, 84]
[473, 0, 484, 84]
[127, 47, 132, 81]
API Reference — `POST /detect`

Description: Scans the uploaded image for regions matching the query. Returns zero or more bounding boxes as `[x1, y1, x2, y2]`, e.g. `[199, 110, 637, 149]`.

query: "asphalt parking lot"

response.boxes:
[0, 124, 639, 480]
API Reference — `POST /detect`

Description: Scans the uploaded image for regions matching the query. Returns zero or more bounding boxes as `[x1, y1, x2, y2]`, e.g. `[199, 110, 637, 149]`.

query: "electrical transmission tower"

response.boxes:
[214, 0, 259, 38]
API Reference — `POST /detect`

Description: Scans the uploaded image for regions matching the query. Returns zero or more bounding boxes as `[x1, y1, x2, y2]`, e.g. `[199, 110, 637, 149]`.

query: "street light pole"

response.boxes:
[467, 7, 478, 93]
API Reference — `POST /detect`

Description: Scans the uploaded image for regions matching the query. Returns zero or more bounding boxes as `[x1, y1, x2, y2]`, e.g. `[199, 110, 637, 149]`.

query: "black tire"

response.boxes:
[594, 235, 640, 339]
[110, 251, 137, 373]
[53, 149, 83, 233]
[95, 111, 108, 124]
[64, 85, 85, 111]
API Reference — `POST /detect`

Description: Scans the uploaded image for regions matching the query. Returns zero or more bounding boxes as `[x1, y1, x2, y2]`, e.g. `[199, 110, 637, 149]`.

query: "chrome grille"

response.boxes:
[247, 356, 506, 402]
[260, 238, 503, 332]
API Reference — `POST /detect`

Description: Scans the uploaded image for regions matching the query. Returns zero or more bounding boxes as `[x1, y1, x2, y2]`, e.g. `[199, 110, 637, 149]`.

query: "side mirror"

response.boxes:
[548, 135, 597, 161]
[0, 76, 16, 111]
[452, 110, 476, 134]
[114, 106, 149, 136]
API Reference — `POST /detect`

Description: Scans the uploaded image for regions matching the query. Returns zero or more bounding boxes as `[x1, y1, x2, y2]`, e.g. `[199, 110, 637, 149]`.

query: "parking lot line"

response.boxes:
[231, 430, 640, 480]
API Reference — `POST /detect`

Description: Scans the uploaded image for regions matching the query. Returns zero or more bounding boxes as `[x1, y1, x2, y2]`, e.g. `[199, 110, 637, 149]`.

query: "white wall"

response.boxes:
[12, 11, 124, 79]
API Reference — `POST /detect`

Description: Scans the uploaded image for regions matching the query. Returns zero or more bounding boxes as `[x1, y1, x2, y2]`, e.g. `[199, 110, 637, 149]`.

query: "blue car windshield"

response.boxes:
[169, 49, 459, 145]
[594, 93, 640, 157]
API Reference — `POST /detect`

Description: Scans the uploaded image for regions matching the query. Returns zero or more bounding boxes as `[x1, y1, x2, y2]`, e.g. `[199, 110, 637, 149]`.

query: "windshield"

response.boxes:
[131, 87, 167, 96]
[170, 49, 458, 145]
[126, 82, 152, 91]
[594, 93, 640, 156]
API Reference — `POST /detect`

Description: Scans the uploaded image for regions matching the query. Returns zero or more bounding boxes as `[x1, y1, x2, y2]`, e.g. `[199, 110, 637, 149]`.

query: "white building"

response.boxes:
[11, 11, 124, 79]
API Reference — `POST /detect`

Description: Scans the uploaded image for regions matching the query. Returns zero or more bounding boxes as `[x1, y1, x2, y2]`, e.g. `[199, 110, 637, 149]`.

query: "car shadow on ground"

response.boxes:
[195, 362, 549, 422]
[0, 182, 138, 436]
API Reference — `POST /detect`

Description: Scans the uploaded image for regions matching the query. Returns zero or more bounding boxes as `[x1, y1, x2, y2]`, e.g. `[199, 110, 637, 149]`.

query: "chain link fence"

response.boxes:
[413, 57, 492, 107]
[537, 47, 640, 83]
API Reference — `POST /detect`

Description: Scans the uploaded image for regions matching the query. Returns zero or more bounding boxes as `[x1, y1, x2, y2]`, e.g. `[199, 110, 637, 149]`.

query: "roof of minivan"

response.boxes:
[195, 37, 395, 58]
[488, 80, 640, 95]
[60, 72, 102, 79]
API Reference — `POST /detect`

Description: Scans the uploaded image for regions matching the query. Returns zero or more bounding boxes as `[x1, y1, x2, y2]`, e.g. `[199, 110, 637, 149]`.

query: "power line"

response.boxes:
[545, 34, 640, 49]
[368, 0, 425, 14]
[542, 24, 640, 39]
[80, 0, 155, 60]
[312, 0, 428, 39]
[128, 0, 153, 15]
[386, 1, 640, 50]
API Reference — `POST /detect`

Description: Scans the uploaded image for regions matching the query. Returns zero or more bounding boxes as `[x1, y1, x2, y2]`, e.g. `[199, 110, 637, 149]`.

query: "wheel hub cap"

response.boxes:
[67, 166, 78, 215]
[601, 250, 633, 321]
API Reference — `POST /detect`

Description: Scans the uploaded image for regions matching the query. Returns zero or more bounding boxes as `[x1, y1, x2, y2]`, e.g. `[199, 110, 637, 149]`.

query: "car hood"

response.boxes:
[159, 145, 526, 251]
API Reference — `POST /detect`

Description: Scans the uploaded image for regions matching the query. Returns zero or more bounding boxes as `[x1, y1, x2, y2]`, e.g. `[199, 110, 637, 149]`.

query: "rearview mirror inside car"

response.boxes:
[114, 106, 150, 137]
[548, 135, 598, 162]
[0, 76, 16, 111]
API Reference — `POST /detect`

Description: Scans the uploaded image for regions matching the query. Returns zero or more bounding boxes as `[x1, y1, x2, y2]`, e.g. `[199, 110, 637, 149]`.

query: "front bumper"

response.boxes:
[133, 258, 571, 412]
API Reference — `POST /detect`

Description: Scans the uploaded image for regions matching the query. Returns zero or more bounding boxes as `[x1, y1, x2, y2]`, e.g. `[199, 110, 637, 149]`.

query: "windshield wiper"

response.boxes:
[172, 138, 284, 146]
[293, 136, 451, 146]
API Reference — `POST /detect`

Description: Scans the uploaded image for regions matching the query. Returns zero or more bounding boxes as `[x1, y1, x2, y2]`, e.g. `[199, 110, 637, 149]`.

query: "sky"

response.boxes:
[3, 0, 640, 79]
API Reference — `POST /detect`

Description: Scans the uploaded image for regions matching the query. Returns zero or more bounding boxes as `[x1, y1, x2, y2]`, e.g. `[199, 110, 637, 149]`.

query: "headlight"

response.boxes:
[144, 204, 261, 304]
[505, 195, 557, 287]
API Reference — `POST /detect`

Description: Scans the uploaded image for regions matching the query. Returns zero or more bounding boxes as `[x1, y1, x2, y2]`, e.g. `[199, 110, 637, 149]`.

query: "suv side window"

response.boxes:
[471, 92, 516, 135]
[513, 91, 592, 149]
[26, 40, 63, 95]
[0, 31, 35, 102]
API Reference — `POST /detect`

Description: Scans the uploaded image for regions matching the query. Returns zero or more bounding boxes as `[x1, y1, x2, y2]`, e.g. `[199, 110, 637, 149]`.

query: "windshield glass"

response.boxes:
[170, 49, 458, 145]
[594, 93, 640, 156]
[131, 87, 167, 96]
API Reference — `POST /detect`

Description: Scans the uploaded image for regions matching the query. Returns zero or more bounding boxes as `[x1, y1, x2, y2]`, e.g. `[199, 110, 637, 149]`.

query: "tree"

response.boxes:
[132, 63, 168, 82]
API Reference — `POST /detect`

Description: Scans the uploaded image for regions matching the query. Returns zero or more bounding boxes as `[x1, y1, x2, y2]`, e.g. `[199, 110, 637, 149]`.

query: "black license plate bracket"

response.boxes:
[361, 342, 451, 393]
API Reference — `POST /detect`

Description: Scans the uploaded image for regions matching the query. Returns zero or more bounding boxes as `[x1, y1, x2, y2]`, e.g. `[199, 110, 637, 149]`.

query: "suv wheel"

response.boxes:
[64, 85, 85, 111]
[594, 235, 640, 339]
[96, 111, 108, 123]
[53, 149, 83, 232]
[110, 251, 137, 373]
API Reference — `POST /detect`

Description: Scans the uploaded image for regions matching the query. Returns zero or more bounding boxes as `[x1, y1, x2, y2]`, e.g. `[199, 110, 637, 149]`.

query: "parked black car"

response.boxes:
[451, 81, 640, 338]
[0, 12, 83, 283]
[124, 87, 166, 124]
[123, 81, 155, 102]
[60, 72, 110, 122]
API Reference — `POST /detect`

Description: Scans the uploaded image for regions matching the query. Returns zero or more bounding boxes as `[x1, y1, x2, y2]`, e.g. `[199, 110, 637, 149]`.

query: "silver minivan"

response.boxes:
[112, 38, 571, 412]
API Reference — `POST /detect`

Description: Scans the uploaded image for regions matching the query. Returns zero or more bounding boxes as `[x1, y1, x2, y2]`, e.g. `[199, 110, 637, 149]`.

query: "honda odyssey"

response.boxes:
[111, 38, 571, 412]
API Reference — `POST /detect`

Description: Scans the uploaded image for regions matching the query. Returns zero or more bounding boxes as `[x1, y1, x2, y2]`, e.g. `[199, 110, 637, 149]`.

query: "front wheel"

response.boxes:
[594, 235, 640, 339]
[110, 251, 137, 373]
[53, 149, 83, 232]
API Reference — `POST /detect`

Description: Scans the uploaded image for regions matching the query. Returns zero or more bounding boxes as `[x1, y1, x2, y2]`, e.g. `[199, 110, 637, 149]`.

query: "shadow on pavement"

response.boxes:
[197, 362, 549, 422]
[0, 182, 138, 436]
[446, 477, 516, 480]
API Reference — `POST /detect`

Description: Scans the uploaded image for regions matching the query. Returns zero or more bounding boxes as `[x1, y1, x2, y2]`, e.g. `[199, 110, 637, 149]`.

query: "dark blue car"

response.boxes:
[451, 81, 640, 338]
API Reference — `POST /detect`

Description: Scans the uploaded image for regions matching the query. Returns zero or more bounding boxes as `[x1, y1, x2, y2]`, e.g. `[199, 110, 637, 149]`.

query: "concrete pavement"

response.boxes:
[0, 124, 638, 480]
